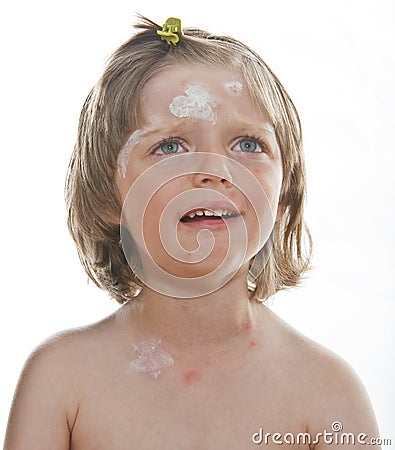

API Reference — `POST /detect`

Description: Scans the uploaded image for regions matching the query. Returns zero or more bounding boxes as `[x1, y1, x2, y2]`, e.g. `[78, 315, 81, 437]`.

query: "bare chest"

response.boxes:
[70, 362, 309, 450]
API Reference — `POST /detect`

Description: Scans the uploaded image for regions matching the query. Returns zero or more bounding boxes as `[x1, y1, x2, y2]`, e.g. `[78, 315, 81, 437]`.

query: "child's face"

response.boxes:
[116, 64, 283, 297]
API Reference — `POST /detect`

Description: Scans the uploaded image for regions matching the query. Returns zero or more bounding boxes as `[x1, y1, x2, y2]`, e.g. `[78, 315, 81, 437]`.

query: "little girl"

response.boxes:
[4, 16, 381, 449]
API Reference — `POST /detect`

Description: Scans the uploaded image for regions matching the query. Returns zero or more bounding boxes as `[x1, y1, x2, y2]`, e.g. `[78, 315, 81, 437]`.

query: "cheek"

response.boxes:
[143, 184, 179, 227]
[115, 172, 129, 203]
[250, 167, 262, 177]
[250, 166, 282, 207]
[140, 179, 189, 245]
[241, 165, 283, 254]
[121, 177, 180, 246]
[116, 165, 145, 204]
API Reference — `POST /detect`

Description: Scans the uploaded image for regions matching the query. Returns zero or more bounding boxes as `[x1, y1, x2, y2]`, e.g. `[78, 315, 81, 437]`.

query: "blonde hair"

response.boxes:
[65, 16, 312, 304]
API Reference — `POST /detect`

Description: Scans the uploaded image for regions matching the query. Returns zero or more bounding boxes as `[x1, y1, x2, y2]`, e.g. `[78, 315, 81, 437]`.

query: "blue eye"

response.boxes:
[160, 141, 180, 154]
[238, 138, 262, 153]
[153, 139, 187, 155]
[240, 139, 257, 152]
[233, 137, 265, 154]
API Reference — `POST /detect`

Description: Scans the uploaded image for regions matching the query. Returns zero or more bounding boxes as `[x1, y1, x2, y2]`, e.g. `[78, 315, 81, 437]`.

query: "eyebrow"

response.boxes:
[139, 120, 194, 139]
[224, 116, 276, 136]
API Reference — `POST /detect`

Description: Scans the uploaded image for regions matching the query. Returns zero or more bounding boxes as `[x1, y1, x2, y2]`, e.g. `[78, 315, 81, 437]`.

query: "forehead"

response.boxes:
[139, 64, 266, 125]
[143, 64, 243, 92]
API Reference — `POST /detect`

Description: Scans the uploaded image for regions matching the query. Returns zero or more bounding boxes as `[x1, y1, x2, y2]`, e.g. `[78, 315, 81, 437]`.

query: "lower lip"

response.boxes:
[179, 216, 240, 229]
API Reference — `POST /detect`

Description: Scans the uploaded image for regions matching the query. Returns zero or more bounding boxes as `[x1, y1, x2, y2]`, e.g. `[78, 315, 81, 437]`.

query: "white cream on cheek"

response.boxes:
[117, 116, 162, 178]
[224, 81, 243, 96]
[129, 338, 174, 379]
[169, 83, 216, 125]
[117, 129, 143, 178]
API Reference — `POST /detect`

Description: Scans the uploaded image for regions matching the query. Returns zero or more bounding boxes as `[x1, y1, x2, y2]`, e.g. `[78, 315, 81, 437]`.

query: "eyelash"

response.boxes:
[150, 135, 268, 156]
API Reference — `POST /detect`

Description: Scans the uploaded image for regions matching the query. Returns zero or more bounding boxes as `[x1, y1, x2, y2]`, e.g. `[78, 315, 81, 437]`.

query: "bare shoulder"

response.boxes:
[264, 304, 361, 383]
[263, 306, 380, 446]
[18, 310, 120, 380]
[15, 307, 125, 389]
[4, 310, 121, 449]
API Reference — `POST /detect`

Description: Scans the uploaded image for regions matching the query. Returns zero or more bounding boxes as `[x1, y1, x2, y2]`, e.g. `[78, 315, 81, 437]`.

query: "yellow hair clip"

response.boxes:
[157, 17, 182, 46]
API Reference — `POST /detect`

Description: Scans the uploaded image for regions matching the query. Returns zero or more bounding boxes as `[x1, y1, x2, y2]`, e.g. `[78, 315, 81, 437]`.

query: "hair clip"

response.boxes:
[157, 17, 182, 46]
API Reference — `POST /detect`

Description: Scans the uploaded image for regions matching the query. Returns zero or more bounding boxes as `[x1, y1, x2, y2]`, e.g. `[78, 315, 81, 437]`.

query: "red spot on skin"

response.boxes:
[181, 304, 188, 312]
[249, 340, 257, 348]
[241, 319, 251, 331]
[183, 370, 202, 385]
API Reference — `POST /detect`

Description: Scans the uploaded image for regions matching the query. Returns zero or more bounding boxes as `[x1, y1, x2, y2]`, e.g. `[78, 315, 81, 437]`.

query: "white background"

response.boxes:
[1, 0, 394, 444]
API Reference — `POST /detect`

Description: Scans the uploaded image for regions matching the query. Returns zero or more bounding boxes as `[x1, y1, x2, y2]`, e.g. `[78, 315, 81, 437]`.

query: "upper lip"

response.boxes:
[179, 201, 240, 220]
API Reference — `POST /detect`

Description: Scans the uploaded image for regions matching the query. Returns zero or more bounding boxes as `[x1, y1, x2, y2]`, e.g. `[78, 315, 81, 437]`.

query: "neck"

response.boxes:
[129, 267, 264, 358]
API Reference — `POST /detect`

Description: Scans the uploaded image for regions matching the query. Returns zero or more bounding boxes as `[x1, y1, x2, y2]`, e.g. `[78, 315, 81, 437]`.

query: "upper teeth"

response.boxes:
[187, 209, 234, 219]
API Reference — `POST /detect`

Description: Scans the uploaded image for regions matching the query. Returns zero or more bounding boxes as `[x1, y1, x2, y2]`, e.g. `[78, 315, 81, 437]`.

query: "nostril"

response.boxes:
[201, 177, 229, 184]
[192, 172, 233, 186]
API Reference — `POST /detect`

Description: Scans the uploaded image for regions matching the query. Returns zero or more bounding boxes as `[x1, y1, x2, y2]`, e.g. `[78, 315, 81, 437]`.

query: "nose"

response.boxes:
[191, 153, 233, 188]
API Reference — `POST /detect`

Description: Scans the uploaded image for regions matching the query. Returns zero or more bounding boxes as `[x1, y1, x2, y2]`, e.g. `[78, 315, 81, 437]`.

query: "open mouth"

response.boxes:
[180, 208, 240, 223]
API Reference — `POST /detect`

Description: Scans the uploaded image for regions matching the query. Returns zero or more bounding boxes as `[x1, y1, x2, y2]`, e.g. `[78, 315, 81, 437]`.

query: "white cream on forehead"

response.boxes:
[169, 83, 216, 125]
[224, 81, 243, 96]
